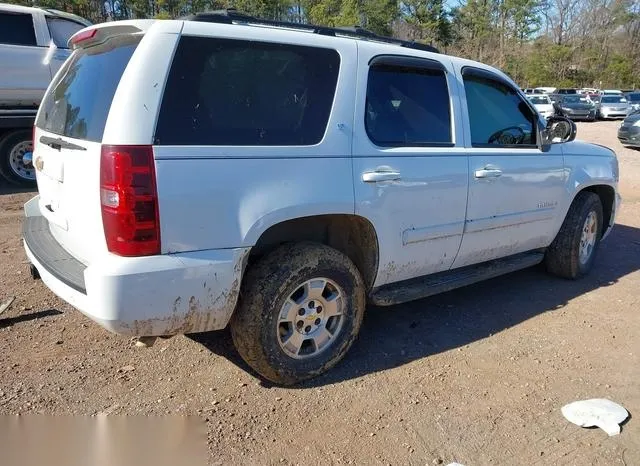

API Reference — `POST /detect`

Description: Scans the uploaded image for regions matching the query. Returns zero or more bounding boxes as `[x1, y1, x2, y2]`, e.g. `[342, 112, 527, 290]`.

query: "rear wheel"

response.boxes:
[230, 242, 366, 385]
[0, 130, 36, 187]
[545, 192, 603, 279]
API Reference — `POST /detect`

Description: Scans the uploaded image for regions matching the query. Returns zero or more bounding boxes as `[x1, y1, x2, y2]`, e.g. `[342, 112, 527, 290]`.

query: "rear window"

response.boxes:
[36, 35, 139, 142]
[155, 36, 340, 146]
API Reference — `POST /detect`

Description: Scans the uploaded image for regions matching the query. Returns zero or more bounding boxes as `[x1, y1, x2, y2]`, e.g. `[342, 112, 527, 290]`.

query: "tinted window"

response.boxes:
[563, 95, 586, 103]
[155, 37, 340, 146]
[529, 96, 550, 105]
[601, 96, 626, 103]
[365, 63, 451, 146]
[628, 93, 640, 102]
[46, 17, 86, 48]
[463, 73, 536, 146]
[36, 35, 139, 142]
[0, 12, 36, 46]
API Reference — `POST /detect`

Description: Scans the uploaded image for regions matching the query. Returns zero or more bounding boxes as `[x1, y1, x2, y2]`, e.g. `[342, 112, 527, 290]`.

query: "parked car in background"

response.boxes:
[557, 88, 578, 95]
[624, 92, 640, 113]
[597, 95, 629, 119]
[535, 87, 556, 94]
[0, 2, 91, 186]
[558, 95, 596, 121]
[527, 94, 555, 118]
[617, 110, 640, 148]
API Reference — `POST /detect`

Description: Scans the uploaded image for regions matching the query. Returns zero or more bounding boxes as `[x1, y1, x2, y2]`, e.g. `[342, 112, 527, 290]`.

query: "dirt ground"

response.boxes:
[1, 120, 639, 465]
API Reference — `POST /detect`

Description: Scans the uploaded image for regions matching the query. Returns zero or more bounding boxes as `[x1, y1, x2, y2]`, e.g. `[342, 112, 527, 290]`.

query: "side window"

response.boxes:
[155, 36, 340, 146]
[0, 12, 37, 46]
[365, 61, 452, 146]
[46, 17, 86, 49]
[463, 71, 537, 147]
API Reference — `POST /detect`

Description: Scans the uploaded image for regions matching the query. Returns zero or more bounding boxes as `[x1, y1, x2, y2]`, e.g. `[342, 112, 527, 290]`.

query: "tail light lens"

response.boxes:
[100, 145, 160, 256]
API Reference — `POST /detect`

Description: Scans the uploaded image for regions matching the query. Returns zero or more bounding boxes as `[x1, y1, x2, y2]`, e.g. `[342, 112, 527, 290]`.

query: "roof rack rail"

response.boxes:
[180, 9, 439, 54]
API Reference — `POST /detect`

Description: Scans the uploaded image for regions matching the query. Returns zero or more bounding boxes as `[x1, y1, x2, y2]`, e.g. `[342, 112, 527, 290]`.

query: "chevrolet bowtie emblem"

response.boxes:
[34, 156, 44, 172]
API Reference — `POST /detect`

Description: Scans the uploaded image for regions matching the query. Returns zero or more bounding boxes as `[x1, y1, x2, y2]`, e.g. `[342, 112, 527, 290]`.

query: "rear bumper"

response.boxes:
[23, 196, 249, 336]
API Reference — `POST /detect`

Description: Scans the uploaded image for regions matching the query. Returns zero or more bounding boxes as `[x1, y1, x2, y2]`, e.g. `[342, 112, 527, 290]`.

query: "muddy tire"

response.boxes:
[0, 130, 36, 187]
[545, 191, 603, 279]
[230, 242, 366, 385]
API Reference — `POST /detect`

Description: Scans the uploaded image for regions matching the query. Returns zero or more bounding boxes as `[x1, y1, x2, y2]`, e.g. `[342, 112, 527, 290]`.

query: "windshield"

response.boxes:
[528, 96, 550, 104]
[562, 95, 583, 104]
[627, 93, 640, 102]
[601, 96, 627, 104]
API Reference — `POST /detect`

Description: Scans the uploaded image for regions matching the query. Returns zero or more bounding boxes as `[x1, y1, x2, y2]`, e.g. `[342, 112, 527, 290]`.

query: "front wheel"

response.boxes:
[0, 130, 36, 187]
[230, 242, 366, 385]
[545, 192, 603, 279]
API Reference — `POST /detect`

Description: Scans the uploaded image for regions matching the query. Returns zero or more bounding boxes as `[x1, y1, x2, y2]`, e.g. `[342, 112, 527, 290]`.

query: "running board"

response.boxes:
[369, 251, 545, 306]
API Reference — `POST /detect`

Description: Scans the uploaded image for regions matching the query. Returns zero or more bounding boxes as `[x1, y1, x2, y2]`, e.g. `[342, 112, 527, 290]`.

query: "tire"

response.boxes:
[230, 242, 366, 385]
[0, 130, 36, 187]
[545, 192, 603, 279]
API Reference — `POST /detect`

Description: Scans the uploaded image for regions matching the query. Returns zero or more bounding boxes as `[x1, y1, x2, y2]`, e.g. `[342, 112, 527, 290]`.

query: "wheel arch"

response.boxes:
[247, 214, 380, 291]
[579, 184, 616, 236]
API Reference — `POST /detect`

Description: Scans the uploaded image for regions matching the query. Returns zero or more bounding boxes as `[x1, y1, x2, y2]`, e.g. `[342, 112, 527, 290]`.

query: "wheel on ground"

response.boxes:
[545, 191, 603, 279]
[0, 130, 36, 187]
[230, 242, 366, 385]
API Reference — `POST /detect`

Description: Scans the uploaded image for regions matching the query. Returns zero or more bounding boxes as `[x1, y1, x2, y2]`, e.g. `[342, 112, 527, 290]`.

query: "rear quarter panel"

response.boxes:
[150, 24, 359, 252]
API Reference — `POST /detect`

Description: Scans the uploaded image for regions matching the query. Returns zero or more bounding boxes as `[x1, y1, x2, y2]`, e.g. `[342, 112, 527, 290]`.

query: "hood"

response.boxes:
[600, 101, 628, 108]
[562, 101, 592, 110]
[562, 140, 616, 157]
[534, 103, 553, 112]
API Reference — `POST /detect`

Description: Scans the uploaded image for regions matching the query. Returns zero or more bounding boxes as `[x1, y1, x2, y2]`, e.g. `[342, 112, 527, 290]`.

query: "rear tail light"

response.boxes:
[100, 145, 160, 256]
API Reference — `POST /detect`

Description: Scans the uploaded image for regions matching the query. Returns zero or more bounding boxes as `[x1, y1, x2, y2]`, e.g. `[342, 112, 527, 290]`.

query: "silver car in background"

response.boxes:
[527, 94, 555, 118]
[598, 95, 629, 119]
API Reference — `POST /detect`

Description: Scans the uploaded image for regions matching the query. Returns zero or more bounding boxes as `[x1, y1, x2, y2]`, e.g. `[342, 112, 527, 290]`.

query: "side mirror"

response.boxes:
[543, 116, 576, 144]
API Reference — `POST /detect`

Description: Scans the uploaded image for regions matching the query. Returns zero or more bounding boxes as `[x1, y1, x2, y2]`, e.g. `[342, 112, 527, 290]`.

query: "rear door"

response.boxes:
[353, 43, 469, 287]
[33, 32, 143, 264]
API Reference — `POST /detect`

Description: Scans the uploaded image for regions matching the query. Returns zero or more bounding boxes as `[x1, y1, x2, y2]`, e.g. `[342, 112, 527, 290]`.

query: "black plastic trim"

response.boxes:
[23, 216, 87, 294]
[369, 54, 446, 71]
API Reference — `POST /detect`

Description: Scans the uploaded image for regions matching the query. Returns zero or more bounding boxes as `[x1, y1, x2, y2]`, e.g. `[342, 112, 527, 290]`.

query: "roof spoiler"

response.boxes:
[67, 20, 156, 49]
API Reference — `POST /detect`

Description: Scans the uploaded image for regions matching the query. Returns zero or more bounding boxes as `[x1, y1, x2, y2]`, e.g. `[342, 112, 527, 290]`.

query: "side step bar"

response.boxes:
[369, 251, 545, 306]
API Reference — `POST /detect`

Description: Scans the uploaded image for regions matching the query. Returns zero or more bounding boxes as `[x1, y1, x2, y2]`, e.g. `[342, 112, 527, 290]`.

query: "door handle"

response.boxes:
[362, 170, 401, 183]
[474, 168, 502, 179]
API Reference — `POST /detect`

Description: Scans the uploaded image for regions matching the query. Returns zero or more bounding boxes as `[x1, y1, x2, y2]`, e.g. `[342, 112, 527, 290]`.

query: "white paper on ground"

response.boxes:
[561, 398, 628, 436]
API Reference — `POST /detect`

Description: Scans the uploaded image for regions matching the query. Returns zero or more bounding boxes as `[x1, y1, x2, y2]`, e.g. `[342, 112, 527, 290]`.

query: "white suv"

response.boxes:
[24, 11, 621, 385]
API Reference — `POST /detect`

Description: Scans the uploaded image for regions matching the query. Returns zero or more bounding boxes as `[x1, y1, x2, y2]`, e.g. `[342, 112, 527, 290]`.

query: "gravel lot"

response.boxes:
[1, 120, 639, 465]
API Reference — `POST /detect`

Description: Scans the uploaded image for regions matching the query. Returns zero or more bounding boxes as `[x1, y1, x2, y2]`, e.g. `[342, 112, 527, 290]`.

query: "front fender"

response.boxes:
[551, 145, 619, 240]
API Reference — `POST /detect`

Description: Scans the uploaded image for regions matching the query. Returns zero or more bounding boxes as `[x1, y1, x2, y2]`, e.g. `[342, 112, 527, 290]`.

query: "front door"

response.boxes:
[451, 66, 565, 269]
[352, 43, 469, 288]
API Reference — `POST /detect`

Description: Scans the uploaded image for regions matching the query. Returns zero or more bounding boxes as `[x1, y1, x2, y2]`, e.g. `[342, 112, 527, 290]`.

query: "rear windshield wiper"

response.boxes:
[39, 135, 87, 151]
